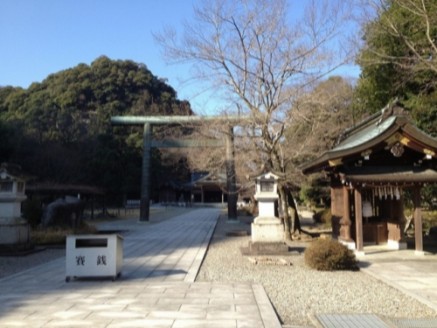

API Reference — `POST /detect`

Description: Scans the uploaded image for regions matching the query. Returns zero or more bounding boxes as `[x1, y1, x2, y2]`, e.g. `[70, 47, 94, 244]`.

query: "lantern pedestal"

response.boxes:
[252, 216, 284, 243]
[0, 164, 31, 252]
[0, 220, 30, 246]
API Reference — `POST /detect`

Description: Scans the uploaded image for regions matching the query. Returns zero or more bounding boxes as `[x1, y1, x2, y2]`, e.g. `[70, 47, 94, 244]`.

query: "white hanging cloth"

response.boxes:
[395, 187, 400, 200]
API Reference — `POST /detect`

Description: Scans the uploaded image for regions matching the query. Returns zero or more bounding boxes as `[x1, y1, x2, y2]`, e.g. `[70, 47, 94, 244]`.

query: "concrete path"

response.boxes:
[315, 314, 390, 328]
[357, 247, 437, 313]
[0, 208, 281, 328]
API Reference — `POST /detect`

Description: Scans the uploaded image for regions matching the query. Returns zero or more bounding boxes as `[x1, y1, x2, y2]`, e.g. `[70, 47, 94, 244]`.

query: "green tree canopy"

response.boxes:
[1, 56, 192, 143]
[354, 0, 437, 135]
[0, 56, 193, 201]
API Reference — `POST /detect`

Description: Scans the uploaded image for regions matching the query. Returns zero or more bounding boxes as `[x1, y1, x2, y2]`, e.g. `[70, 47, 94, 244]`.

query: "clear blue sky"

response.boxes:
[0, 0, 360, 114]
[0, 1, 194, 86]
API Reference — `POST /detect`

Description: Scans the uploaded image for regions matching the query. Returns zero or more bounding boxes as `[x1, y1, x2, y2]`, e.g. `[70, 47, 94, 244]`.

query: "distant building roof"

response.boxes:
[26, 183, 104, 195]
[189, 172, 227, 188]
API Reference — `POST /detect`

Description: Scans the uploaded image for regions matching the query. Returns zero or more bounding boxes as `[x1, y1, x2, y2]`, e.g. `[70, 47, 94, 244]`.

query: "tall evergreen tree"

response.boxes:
[0, 57, 193, 201]
[354, 0, 437, 135]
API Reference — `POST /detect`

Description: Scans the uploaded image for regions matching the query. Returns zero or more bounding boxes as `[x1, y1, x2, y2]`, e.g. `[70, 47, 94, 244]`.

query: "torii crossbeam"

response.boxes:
[111, 115, 246, 222]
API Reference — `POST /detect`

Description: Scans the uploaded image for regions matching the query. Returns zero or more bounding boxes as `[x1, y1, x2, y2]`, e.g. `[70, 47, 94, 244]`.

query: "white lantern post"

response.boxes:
[0, 163, 30, 249]
[250, 172, 287, 253]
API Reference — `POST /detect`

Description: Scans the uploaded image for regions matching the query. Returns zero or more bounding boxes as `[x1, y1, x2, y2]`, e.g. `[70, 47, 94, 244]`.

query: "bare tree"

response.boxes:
[155, 0, 356, 239]
[182, 121, 258, 201]
[284, 76, 355, 186]
[287, 76, 355, 159]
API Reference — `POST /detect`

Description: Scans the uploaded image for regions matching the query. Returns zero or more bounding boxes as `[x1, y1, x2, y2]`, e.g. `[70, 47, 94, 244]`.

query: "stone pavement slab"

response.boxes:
[357, 248, 437, 312]
[388, 318, 437, 328]
[315, 314, 390, 328]
[0, 281, 274, 328]
[362, 261, 437, 312]
[0, 208, 281, 328]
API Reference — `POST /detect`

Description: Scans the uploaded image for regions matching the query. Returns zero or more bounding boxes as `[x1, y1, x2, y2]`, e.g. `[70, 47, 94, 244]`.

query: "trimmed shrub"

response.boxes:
[31, 222, 97, 245]
[22, 198, 43, 228]
[304, 239, 358, 271]
[313, 208, 332, 225]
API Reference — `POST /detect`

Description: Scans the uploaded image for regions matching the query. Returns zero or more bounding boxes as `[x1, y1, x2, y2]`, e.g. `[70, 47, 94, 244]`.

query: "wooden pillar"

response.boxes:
[226, 125, 238, 221]
[340, 186, 352, 241]
[140, 123, 151, 222]
[354, 188, 364, 253]
[201, 186, 204, 203]
[91, 196, 95, 220]
[412, 187, 423, 254]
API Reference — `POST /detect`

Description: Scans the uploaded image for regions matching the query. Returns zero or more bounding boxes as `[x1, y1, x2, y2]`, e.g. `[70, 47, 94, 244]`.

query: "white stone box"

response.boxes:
[66, 234, 123, 281]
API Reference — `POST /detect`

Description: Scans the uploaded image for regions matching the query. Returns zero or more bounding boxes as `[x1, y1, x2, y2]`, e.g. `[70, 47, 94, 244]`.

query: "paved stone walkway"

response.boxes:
[0, 208, 281, 328]
[357, 246, 437, 312]
[316, 314, 390, 328]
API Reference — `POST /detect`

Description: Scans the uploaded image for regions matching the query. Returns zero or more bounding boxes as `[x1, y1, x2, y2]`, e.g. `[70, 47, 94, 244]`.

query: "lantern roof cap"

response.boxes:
[254, 171, 280, 181]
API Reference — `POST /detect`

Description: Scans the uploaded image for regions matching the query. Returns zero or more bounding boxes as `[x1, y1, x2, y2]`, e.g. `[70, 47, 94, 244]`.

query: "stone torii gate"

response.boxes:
[111, 115, 245, 222]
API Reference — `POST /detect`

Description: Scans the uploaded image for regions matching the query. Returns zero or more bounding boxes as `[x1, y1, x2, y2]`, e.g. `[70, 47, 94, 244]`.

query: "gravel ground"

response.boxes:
[196, 215, 437, 327]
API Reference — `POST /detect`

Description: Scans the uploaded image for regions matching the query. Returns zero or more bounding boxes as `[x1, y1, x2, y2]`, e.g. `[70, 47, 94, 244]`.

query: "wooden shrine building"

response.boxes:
[301, 104, 437, 255]
[189, 172, 227, 204]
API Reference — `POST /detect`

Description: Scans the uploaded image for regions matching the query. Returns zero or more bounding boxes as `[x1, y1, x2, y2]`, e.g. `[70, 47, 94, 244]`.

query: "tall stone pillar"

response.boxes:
[226, 125, 238, 221]
[140, 123, 151, 222]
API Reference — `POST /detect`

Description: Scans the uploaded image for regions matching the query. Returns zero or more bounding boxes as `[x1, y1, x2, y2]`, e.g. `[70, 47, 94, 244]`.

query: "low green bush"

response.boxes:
[304, 239, 358, 271]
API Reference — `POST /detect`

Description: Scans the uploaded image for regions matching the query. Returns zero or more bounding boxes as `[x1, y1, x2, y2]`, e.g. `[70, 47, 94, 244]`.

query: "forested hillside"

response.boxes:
[0, 56, 193, 202]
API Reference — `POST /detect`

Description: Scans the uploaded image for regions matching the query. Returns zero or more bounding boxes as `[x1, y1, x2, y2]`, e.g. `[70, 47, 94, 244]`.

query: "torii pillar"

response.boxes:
[111, 115, 245, 222]
[141, 123, 152, 221]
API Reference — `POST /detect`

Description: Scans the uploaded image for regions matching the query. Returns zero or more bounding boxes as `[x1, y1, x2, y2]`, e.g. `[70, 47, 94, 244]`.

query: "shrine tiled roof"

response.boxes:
[333, 116, 396, 152]
[301, 104, 437, 175]
[339, 166, 437, 185]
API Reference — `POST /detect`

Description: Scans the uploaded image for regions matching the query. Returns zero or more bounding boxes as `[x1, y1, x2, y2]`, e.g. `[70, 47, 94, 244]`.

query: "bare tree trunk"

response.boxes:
[288, 189, 301, 235]
[280, 186, 302, 239]
[278, 185, 292, 241]
[289, 206, 301, 236]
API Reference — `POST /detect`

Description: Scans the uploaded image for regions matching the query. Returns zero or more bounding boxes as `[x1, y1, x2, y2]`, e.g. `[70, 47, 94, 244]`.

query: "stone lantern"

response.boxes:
[0, 163, 30, 249]
[250, 172, 287, 253]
